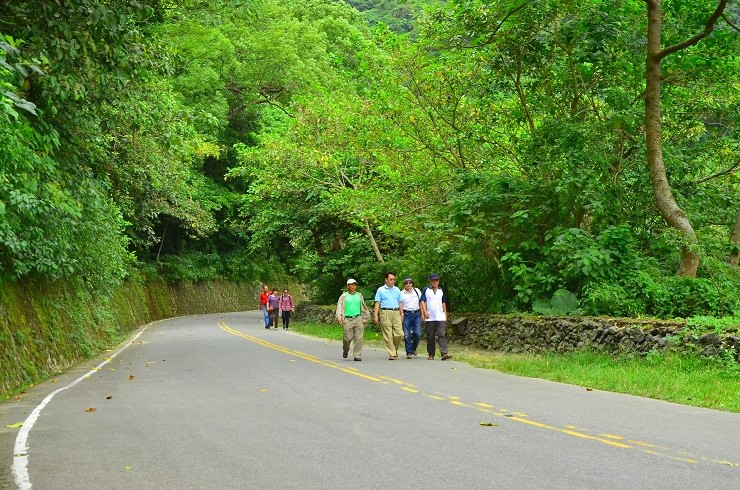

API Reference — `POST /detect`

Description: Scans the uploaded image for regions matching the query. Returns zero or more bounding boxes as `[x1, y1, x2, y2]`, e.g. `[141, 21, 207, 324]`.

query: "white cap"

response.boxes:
[346, 278, 357, 285]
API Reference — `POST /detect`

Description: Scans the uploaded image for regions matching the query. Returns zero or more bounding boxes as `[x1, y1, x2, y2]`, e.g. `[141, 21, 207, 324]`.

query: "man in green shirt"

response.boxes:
[336, 278, 371, 361]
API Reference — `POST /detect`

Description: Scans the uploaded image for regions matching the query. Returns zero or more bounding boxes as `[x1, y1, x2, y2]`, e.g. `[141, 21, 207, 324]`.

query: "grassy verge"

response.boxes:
[291, 321, 740, 413]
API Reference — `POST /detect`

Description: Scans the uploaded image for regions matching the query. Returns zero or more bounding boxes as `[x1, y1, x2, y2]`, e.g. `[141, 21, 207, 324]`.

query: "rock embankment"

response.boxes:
[293, 305, 739, 360]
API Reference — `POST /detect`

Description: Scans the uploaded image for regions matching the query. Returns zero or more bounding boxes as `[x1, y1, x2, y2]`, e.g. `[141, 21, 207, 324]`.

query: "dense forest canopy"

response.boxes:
[0, 0, 738, 317]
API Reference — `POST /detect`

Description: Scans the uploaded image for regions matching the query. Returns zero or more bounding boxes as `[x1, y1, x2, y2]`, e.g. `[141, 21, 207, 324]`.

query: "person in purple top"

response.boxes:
[267, 288, 280, 329]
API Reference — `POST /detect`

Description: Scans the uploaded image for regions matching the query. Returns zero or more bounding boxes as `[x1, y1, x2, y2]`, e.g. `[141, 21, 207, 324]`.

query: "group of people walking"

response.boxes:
[336, 272, 452, 362]
[259, 285, 295, 329]
[258, 273, 452, 363]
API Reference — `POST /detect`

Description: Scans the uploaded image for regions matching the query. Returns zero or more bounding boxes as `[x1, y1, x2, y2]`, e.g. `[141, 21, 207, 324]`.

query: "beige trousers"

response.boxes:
[343, 316, 365, 359]
[379, 309, 403, 356]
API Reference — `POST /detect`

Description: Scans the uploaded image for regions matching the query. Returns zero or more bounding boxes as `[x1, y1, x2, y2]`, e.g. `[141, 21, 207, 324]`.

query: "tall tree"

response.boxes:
[645, 0, 732, 277]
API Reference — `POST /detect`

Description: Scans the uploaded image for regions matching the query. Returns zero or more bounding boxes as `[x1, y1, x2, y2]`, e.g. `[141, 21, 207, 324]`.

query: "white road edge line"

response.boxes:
[12, 323, 153, 489]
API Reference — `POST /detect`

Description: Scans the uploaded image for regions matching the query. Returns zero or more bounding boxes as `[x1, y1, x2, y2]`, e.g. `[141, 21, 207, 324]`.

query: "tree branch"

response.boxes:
[722, 12, 740, 32]
[255, 94, 295, 118]
[656, 0, 728, 60]
[694, 161, 740, 185]
[466, 1, 530, 48]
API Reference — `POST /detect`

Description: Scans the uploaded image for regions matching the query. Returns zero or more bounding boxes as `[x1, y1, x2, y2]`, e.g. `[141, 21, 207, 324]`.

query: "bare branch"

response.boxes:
[656, 0, 729, 60]
[722, 12, 740, 32]
[694, 161, 740, 185]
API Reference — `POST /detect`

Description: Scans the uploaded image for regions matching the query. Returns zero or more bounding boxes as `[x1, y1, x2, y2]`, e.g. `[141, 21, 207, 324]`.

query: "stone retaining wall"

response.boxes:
[293, 305, 739, 360]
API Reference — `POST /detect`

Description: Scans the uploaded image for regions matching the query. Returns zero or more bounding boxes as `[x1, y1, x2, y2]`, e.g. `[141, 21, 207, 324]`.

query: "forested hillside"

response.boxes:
[1, 0, 738, 318]
[345, 0, 439, 33]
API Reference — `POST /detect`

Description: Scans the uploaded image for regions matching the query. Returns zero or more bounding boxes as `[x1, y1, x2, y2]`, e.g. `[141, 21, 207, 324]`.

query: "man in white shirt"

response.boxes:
[419, 273, 452, 360]
[400, 277, 422, 359]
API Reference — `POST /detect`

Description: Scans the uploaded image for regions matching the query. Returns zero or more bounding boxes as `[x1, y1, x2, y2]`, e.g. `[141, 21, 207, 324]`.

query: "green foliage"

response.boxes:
[1, 0, 738, 319]
[583, 283, 644, 317]
[685, 315, 740, 335]
[532, 289, 582, 316]
[0, 35, 131, 290]
[155, 250, 285, 283]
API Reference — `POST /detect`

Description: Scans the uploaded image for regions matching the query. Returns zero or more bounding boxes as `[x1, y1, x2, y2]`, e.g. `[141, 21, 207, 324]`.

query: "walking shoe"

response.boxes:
[427, 356, 434, 360]
[406, 355, 412, 359]
[412, 350, 417, 356]
[343, 351, 348, 359]
[441, 353, 452, 360]
[354, 358, 361, 361]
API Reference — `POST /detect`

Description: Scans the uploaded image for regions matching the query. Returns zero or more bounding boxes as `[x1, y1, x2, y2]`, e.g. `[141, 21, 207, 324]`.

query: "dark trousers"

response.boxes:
[426, 321, 448, 357]
[268, 309, 279, 327]
[281, 310, 291, 328]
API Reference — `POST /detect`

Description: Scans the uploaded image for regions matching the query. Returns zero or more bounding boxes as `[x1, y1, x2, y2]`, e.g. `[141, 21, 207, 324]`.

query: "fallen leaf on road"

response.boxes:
[124, 465, 132, 471]
[6, 422, 23, 428]
[128, 375, 135, 381]
[480, 422, 499, 427]
[260, 389, 268, 392]
[51, 379, 58, 383]
[106, 396, 113, 400]
[85, 407, 96, 412]
[586, 388, 593, 391]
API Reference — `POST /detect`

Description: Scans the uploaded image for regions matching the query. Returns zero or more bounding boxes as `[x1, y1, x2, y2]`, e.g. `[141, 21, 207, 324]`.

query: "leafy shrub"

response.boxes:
[649, 276, 721, 318]
[532, 289, 583, 315]
[582, 282, 645, 317]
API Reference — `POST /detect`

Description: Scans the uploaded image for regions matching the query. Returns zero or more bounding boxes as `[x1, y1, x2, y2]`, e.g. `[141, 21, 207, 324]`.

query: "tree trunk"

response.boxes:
[363, 218, 384, 263]
[311, 229, 325, 257]
[645, 0, 699, 277]
[730, 209, 740, 267]
[156, 221, 168, 263]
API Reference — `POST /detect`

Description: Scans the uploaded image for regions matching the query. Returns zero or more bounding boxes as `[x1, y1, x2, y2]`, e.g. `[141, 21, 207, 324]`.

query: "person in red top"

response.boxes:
[279, 289, 295, 330]
[259, 285, 270, 329]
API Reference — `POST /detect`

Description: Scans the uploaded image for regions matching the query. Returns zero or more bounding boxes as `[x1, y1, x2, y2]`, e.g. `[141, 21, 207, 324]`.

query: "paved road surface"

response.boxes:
[1, 311, 738, 488]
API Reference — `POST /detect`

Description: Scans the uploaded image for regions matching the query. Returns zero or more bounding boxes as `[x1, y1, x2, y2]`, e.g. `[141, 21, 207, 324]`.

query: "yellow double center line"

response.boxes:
[220, 322, 382, 382]
[219, 322, 739, 468]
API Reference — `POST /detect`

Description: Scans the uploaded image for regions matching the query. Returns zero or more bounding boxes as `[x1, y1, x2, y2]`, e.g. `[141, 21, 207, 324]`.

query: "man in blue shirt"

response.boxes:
[374, 272, 403, 359]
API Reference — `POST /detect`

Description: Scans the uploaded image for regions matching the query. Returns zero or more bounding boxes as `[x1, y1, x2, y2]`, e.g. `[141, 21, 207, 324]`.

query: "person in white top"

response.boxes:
[419, 273, 452, 360]
[400, 277, 422, 359]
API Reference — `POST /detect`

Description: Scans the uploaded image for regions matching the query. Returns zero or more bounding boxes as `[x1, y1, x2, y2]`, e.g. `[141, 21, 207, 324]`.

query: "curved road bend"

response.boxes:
[1, 310, 738, 488]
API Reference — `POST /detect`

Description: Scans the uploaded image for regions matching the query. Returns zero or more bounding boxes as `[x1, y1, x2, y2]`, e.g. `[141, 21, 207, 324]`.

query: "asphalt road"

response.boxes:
[1, 310, 738, 489]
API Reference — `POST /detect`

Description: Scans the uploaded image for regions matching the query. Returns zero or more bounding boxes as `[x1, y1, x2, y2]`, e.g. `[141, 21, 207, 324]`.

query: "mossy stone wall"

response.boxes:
[292, 305, 739, 360]
[0, 275, 264, 398]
